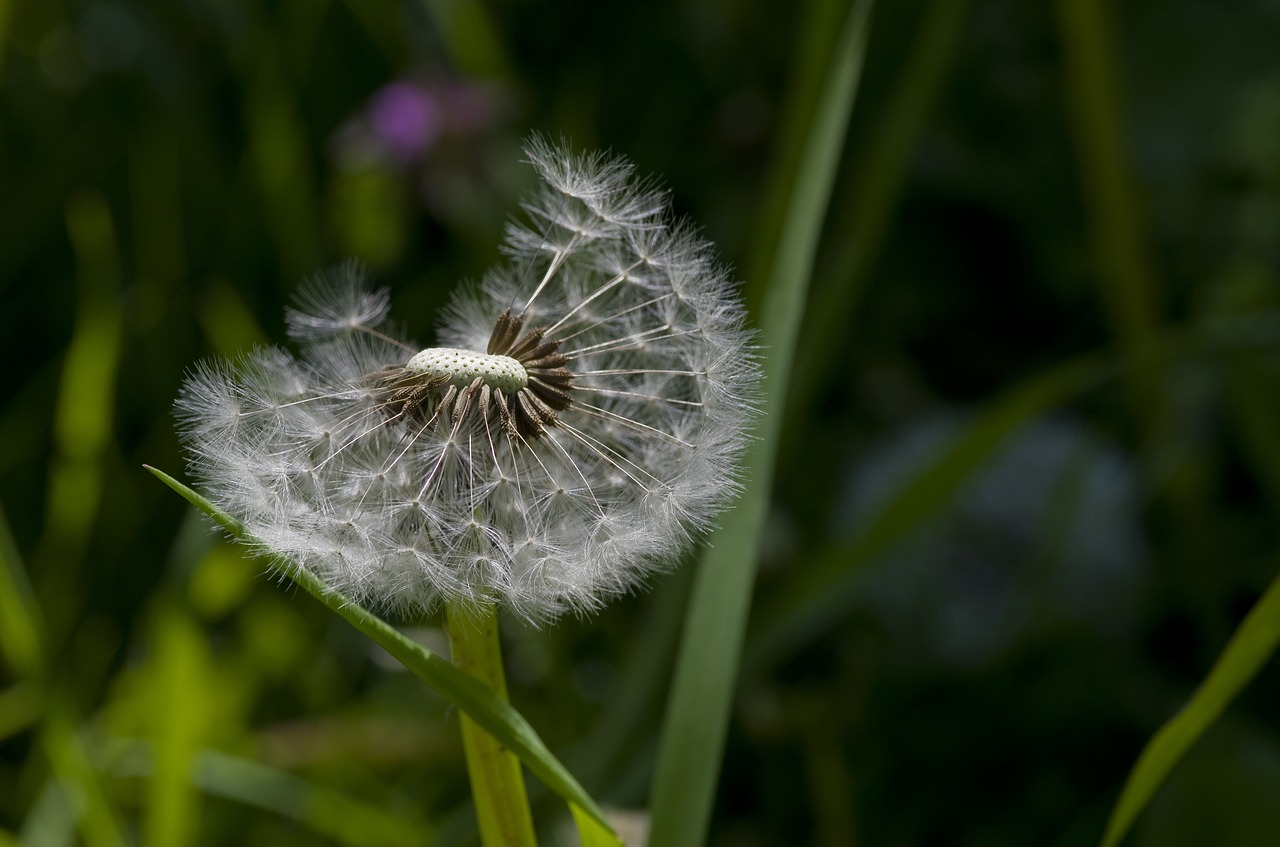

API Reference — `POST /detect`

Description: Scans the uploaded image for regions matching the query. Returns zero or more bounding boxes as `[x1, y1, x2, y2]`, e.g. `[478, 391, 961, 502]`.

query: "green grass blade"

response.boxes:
[0, 0, 12, 85]
[791, 0, 972, 420]
[1095, 341, 1280, 844]
[1099, 570, 1280, 847]
[1054, 0, 1162, 418]
[144, 611, 209, 847]
[144, 466, 619, 845]
[647, 2, 874, 844]
[46, 192, 123, 563]
[0, 505, 45, 678]
[445, 604, 537, 847]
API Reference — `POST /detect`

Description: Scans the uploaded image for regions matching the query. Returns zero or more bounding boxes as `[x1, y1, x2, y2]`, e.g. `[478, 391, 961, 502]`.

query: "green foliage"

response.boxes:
[1101, 570, 1280, 847]
[649, 1, 874, 843]
[148, 467, 617, 846]
[4, 0, 1280, 844]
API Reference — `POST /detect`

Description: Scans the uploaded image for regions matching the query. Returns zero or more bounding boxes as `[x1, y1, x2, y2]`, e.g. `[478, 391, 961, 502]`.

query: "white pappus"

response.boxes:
[176, 139, 761, 622]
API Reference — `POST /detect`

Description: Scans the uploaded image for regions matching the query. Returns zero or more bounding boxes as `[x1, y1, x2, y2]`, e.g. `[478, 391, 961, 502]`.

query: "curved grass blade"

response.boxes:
[1099, 343, 1280, 845]
[647, 1, 875, 844]
[0, 505, 45, 679]
[1099, 571, 1280, 847]
[145, 465, 619, 846]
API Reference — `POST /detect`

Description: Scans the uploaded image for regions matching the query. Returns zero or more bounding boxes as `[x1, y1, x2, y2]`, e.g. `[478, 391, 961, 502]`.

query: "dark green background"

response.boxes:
[3, 0, 1280, 844]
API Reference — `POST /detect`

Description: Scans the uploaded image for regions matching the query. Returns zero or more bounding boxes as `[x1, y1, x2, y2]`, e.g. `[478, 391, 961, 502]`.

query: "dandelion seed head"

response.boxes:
[176, 138, 761, 623]
[405, 348, 529, 393]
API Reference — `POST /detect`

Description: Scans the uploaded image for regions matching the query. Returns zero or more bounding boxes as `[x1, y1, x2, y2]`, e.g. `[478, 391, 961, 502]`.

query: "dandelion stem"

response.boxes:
[445, 602, 537, 847]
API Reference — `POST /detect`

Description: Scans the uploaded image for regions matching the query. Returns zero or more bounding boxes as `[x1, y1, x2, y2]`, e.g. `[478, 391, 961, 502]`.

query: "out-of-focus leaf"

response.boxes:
[0, 505, 44, 677]
[246, 74, 322, 279]
[0, 0, 12, 84]
[40, 706, 126, 847]
[1100, 570, 1280, 847]
[1055, 0, 1163, 419]
[145, 611, 210, 847]
[0, 682, 43, 743]
[45, 192, 123, 562]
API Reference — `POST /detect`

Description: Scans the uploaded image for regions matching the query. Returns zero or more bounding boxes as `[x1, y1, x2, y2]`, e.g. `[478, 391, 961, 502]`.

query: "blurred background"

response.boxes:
[3, 0, 1280, 844]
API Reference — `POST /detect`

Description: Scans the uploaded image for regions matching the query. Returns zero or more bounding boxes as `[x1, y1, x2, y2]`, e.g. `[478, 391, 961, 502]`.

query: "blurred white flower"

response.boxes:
[177, 139, 760, 622]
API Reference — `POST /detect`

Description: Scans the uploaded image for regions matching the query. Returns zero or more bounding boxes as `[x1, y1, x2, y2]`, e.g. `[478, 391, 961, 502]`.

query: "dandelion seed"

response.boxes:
[176, 138, 761, 622]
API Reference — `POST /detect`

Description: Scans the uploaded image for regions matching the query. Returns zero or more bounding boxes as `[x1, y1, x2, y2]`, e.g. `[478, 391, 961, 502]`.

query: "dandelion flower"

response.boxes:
[176, 139, 760, 622]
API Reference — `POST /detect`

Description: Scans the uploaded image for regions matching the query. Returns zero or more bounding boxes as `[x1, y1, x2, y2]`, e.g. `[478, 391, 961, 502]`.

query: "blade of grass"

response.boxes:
[1099, 569, 1280, 847]
[0, 0, 11, 85]
[0, 1, 10, 85]
[1098, 346, 1280, 845]
[445, 603, 537, 847]
[145, 465, 619, 846]
[0, 505, 45, 678]
[790, 0, 972, 424]
[1057, 0, 1231, 653]
[144, 610, 209, 847]
[647, 2, 875, 844]
[45, 191, 123, 566]
[1054, 0, 1162, 419]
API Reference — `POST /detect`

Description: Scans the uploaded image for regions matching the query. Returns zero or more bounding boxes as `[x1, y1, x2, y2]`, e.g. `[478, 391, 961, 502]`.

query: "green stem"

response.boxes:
[445, 603, 537, 847]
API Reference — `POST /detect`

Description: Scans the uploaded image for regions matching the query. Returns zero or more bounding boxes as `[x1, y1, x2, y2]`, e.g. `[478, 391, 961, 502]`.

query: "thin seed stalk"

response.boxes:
[445, 602, 537, 847]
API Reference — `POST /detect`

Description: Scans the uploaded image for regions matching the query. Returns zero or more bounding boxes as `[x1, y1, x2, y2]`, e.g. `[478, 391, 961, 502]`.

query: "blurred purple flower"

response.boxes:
[328, 77, 517, 249]
[369, 82, 442, 161]
[337, 78, 511, 168]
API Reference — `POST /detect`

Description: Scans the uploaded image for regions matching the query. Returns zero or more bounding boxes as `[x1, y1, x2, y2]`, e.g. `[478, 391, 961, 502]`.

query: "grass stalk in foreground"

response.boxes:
[647, 0, 874, 843]
[445, 603, 537, 847]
